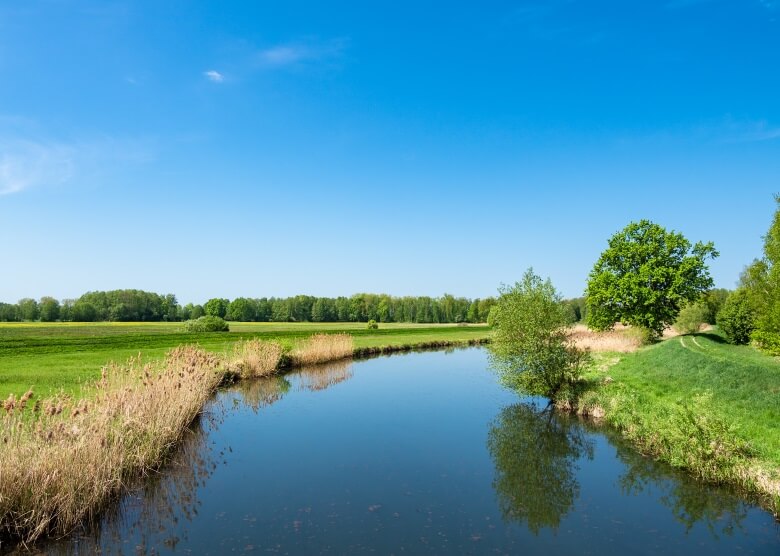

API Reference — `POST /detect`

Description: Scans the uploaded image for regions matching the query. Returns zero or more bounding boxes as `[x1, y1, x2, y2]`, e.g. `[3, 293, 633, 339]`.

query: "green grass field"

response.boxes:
[0, 322, 491, 398]
[584, 330, 780, 480]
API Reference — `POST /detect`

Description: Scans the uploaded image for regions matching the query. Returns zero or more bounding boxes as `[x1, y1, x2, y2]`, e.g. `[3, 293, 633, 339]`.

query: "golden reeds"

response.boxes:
[0, 346, 224, 544]
[231, 338, 283, 378]
[290, 333, 354, 367]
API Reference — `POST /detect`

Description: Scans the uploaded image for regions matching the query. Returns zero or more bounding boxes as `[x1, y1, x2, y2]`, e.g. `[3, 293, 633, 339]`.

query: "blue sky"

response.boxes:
[1, 0, 779, 304]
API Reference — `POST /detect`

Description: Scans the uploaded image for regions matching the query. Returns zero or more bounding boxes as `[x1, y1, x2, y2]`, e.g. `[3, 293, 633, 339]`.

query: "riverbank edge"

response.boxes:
[0, 336, 491, 548]
[555, 357, 780, 521]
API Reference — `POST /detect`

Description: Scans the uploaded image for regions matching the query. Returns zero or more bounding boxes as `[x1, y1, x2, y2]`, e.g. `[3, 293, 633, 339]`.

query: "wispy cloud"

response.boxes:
[0, 116, 157, 197]
[0, 140, 75, 196]
[730, 122, 780, 143]
[255, 38, 347, 68]
[203, 69, 224, 83]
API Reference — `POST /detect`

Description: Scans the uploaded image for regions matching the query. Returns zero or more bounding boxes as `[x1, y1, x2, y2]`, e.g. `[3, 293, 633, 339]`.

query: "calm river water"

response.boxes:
[42, 348, 779, 554]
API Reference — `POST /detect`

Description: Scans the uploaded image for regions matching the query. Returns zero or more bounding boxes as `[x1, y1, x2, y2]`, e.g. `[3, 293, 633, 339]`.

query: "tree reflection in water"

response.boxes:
[488, 402, 753, 538]
[487, 402, 594, 534]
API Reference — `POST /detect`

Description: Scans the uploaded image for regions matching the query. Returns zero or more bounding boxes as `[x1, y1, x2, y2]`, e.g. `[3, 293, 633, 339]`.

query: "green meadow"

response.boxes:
[579, 329, 780, 509]
[0, 321, 491, 398]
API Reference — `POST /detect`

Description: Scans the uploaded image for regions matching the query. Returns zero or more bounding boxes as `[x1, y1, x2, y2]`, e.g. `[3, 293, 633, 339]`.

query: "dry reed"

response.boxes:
[569, 324, 642, 353]
[231, 339, 283, 378]
[290, 333, 354, 366]
[0, 345, 224, 544]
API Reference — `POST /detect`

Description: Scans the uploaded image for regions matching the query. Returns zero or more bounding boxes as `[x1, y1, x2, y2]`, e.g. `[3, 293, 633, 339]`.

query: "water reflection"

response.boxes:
[15, 350, 778, 554]
[291, 358, 354, 392]
[237, 375, 291, 412]
[613, 437, 750, 537]
[487, 402, 594, 533]
[236, 358, 354, 413]
[41, 413, 222, 555]
[488, 401, 755, 538]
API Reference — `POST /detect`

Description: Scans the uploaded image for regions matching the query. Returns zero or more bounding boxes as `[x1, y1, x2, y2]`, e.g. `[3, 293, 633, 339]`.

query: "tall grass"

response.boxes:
[0, 346, 224, 544]
[290, 333, 353, 366]
[230, 338, 283, 378]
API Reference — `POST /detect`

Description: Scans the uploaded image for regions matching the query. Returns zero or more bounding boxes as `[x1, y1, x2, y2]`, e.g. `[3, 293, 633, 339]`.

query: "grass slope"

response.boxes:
[0, 322, 490, 397]
[594, 331, 780, 466]
[579, 329, 780, 514]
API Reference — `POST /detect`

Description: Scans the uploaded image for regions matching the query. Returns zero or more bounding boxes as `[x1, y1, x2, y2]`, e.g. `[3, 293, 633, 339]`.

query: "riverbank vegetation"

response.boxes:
[489, 212, 780, 519]
[568, 330, 780, 517]
[0, 330, 492, 545]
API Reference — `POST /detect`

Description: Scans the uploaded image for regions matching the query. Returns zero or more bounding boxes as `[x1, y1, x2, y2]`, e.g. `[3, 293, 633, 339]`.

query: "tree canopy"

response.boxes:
[0, 290, 495, 324]
[489, 269, 587, 400]
[586, 220, 718, 338]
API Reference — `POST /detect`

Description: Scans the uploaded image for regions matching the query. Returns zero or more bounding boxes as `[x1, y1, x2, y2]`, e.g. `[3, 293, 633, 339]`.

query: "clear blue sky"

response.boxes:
[1, 0, 779, 304]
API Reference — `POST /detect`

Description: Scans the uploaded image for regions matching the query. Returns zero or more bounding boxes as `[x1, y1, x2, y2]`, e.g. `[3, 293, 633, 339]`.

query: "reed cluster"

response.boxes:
[230, 338, 283, 378]
[290, 333, 354, 366]
[0, 346, 224, 544]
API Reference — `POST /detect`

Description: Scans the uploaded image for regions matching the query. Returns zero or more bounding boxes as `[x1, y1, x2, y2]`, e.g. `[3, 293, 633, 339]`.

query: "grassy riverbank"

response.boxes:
[569, 329, 780, 516]
[0, 322, 490, 398]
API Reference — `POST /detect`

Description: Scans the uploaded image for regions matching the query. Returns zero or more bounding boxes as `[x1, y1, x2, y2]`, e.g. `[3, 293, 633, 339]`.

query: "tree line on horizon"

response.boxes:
[0, 290, 498, 324]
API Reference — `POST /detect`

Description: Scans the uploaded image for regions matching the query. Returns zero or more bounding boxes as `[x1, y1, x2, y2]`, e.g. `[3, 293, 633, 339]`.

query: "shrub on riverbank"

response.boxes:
[489, 269, 588, 400]
[717, 289, 756, 345]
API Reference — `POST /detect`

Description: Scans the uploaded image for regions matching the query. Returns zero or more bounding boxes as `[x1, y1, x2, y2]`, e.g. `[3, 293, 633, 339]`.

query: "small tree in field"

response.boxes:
[489, 269, 587, 401]
[717, 289, 756, 345]
[586, 220, 718, 340]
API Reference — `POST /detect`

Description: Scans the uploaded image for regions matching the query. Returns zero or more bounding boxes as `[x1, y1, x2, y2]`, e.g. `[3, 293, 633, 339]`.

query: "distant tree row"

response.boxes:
[0, 290, 496, 324]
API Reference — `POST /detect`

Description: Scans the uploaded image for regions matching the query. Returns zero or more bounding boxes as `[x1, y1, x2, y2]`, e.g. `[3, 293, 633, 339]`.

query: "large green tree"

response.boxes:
[489, 269, 587, 400]
[586, 220, 718, 339]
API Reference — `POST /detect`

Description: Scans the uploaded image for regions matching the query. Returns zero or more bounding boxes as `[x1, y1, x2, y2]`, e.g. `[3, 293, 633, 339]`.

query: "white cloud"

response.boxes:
[256, 38, 347, 68]
[0, 141, 74, 196]
[204, 70, 224, 83]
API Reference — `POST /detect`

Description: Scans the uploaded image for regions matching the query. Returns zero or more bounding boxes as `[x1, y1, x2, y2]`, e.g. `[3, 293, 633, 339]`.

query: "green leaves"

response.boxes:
[586, 220, 718, 339]
[490, 269, 586, 399]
